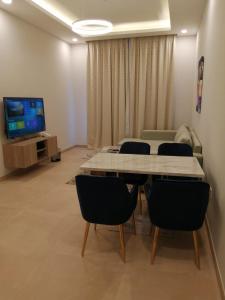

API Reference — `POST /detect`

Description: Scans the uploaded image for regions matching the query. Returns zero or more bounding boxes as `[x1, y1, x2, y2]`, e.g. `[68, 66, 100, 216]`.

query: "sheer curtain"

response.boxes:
[87, 39, 129, 148]
[128, 35, 175, 137]
[87, 35, 175, 147]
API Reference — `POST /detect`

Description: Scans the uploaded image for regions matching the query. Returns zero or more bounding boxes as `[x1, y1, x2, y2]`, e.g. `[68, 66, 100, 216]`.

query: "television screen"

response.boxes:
[3, 97, 46, 139]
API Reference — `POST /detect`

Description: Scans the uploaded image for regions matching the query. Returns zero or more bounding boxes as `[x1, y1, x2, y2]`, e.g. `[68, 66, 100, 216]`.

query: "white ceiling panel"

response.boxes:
[0, 0, 206, 43]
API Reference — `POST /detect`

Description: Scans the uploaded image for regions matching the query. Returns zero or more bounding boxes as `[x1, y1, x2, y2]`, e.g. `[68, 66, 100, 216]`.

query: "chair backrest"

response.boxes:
[158, 143, 193, 157]
[120, 141, 150, 155]
[119, 142, 150, 185]
[75, 175, 137, 225]
[148, 180, 210, 231]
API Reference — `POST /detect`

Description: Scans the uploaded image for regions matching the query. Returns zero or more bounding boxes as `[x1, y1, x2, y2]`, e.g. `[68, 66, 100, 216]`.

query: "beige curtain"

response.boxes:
[128, 35, 175, 137]
[87, 35, 175, 147]
[87, 39, 129, 148]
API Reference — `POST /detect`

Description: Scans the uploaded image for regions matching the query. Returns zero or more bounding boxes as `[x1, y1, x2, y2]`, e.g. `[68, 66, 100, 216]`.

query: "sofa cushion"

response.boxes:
[175, 125, 193, 147]
[175, 124, 188, 140]
[141, 130, 176, 141]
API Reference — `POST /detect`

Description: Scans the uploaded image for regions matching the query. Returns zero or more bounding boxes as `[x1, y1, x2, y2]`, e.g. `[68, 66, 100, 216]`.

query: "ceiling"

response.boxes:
[0, 0, 206, 44]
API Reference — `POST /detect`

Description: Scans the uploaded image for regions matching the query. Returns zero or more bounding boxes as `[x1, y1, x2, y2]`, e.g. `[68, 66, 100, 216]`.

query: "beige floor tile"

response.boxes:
[0, 147, 222, 300]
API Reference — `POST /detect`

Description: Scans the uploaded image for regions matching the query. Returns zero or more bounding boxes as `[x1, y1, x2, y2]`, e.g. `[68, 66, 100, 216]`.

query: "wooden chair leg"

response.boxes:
[139, 187, 142, 215]
[119, 224, 126, 263]
[193, 230, 200, 269]
[132, 213, 136, 235]
[151, 227, 160, 264]
[149, 224, 154, 236]
[81, 222, 90, 257]
[94, 224, 97, 231]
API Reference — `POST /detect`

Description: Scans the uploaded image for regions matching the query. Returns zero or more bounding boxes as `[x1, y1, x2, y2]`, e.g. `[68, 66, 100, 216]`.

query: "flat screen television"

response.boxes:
[3, 97, 46, 139]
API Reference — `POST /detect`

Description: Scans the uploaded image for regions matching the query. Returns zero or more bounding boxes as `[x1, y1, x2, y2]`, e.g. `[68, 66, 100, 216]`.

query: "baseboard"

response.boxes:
[61, 145, 88, 153]
[0, 172, 13, 182]
[61, 145, 77, 153]
[0, 169, 22, 181]
[74, 145, 88, 148]
[205, 217, 225, 300]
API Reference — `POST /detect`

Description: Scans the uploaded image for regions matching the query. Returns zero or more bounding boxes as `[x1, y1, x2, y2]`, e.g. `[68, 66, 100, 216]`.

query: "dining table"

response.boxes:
[80, 152, 205, 179]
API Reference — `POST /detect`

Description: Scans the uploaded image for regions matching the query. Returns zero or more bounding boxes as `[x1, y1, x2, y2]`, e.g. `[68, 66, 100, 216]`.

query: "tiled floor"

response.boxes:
[0, 147, 222, 300]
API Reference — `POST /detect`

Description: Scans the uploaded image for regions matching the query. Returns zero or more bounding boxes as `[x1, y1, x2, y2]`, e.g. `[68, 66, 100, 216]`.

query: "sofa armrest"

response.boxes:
[189, 128, 202, 154]
[194, 153, 203, 167]
[141, 130, 176, 141]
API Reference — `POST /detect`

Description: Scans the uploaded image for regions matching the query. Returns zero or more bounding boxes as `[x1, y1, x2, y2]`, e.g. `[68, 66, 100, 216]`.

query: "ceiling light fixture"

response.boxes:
[1, 0, 13, 4]
[72, 19, 113, 37]
[181, 29, 188, 34]
[72, 38, 78, 42]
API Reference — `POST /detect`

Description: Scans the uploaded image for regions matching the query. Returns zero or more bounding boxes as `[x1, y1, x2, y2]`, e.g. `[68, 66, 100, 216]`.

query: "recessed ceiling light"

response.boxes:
[1, 0, 13, 4]
[72, 38, 78, 42]
[181, 29, 188, 34]
[72, 19, 113, 37]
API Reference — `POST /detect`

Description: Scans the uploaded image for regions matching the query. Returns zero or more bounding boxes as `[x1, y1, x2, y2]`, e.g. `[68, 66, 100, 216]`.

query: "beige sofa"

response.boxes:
[141, 127, 203, 165]
[118, 126, 203, 165]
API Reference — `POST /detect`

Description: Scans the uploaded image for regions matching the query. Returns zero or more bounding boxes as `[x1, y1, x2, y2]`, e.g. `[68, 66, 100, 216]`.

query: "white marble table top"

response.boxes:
[101, 146, 120, 153]
[80, 152, 205, 178]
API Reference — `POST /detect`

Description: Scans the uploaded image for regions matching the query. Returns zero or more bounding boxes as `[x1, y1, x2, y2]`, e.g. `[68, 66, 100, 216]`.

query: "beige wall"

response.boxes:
[192, 0, 225, 291]
[173, 36, 197, 129]
[0, 9, 76, 177]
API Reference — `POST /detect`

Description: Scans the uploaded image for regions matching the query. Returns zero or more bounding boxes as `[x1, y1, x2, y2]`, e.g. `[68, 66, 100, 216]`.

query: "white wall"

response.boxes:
[0, 9, 76, 177]
[173, 36, 197, 129]
[71, 44, 88, 145]
[192, 0, 225, 291]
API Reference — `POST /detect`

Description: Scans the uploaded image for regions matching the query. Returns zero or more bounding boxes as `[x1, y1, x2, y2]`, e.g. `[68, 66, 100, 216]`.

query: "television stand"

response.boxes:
[2, 135, 58, 168]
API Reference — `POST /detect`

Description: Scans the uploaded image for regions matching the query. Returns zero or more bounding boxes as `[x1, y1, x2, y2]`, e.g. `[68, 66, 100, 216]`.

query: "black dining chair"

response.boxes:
[156, 143, 194, 181]
[119, 141, 151, 214]
[145, 180, 210, 268]
[75, 175, 138, 262]
[158, 143, 193, 157]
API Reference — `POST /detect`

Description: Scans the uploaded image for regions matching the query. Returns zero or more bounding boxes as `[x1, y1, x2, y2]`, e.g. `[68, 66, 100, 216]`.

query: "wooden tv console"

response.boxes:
[2, 135, 58, 169]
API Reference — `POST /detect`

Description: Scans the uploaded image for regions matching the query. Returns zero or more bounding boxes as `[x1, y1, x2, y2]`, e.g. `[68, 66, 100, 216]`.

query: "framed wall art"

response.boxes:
[196, 56, 204, 113]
